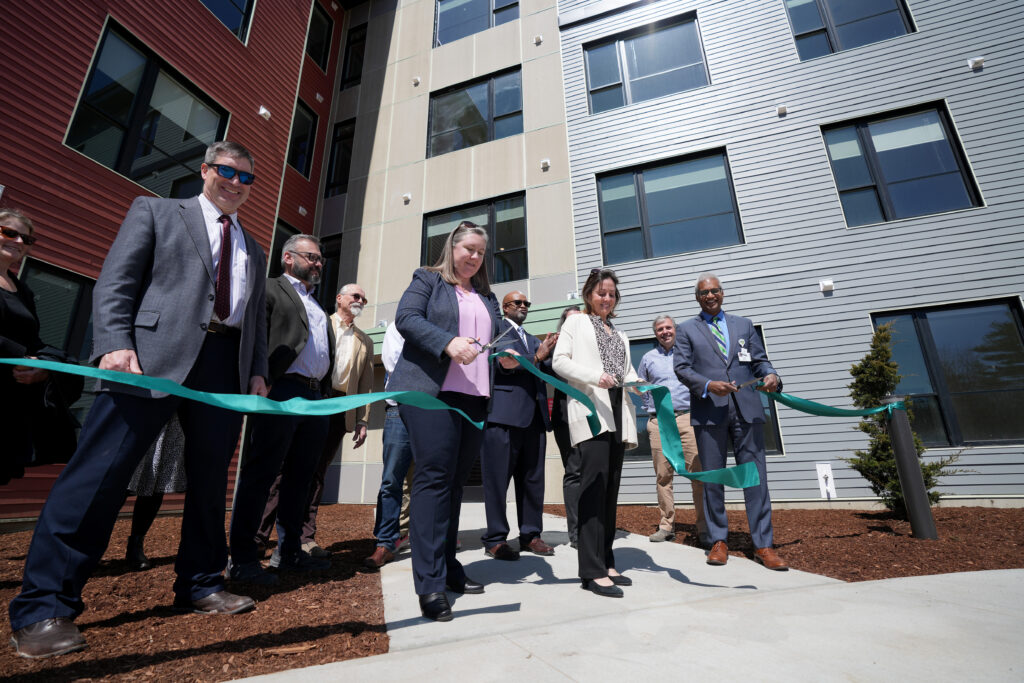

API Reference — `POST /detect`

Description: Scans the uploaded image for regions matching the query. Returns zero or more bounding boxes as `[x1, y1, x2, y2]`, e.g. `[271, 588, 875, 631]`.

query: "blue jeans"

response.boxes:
[373, 405, 414, 552]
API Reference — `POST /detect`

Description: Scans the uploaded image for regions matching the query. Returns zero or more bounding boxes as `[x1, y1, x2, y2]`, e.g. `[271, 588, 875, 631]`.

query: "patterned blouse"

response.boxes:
[588, 314, 626, 383]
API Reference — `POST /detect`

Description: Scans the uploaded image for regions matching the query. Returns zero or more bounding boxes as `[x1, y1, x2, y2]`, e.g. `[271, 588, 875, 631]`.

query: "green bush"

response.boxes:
[844, 323, 959, 517]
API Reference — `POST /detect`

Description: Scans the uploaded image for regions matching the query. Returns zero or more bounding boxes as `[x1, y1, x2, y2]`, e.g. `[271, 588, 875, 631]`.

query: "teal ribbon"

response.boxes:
[0, 358, 485, 428]
[491, 353, 759, 488]
[764, 389, 905, 417]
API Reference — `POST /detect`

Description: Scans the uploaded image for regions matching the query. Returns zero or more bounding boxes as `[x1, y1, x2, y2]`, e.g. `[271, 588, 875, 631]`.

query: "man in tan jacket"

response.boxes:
[258, 283, 374, 559]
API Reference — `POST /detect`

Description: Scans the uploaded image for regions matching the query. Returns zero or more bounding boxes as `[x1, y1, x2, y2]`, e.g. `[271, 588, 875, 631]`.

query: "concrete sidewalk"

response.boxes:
[243, 503, 1023, 681]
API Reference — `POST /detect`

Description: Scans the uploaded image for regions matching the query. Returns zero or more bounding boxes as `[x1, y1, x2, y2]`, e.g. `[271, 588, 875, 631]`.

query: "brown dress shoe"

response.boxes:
[522, 537, 555, 556]
[364, 546, 394, 569]
[174, 590, 255, 615]
[706, 540, 729, 565]
[11, 618, 86, 659]
[754, 547, 789, 571]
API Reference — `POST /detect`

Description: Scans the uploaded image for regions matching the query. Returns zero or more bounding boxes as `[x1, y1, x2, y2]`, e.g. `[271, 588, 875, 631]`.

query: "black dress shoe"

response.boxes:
[485, 542, 520, 561]
[126, 535, 152, 572]
[11, 618, 86, 659]
[446, 576, 484, 594]
[173, 590, 255, 615]
[419, 592, 453, 621]
[609, 574, 632, 586]
[580, 579, 624, 598]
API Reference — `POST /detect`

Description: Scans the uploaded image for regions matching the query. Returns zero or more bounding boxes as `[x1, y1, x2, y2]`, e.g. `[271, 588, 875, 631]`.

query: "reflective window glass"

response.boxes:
[785, 0, 911, 60]
[200, 0, 255, 41]
[287, 102, 318, 177]
[428, 70, 522, 157]
[436, 0, 517, 46]
[423, 195, 528, 283]
[306, 3, 334, 70]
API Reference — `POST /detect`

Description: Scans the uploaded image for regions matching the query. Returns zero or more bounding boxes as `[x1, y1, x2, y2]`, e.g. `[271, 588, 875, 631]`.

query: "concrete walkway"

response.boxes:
[242, 503, 1023, 682]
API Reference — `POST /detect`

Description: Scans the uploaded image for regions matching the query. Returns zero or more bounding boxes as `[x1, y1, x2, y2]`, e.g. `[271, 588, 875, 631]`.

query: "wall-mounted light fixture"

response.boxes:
[315, 93, 324, 103]
[534, 35, 543, 45]
[298, 206, 308, 216]
[258, 106, 271, 120]
[540, 158, 551, 171]
[412, 76, 421, 86]
[819, 279, 835, 293]
[967, 56, 985, 70]
[777, 105, 788, 117]
[402, 192, 413, 204]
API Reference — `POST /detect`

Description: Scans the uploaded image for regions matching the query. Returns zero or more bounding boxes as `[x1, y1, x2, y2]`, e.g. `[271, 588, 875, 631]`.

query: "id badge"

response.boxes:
[738, 348, 752, 363]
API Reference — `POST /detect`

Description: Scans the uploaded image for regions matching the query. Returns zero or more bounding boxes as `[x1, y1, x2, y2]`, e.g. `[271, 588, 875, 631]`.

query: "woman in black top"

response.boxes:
[0, 209, 49, 484]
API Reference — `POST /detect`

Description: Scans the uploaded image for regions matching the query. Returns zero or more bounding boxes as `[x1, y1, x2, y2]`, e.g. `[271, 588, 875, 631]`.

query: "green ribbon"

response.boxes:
[0, 358, 485, 428]
[491, 353, 760, 488]
[765, 390, 905, 417]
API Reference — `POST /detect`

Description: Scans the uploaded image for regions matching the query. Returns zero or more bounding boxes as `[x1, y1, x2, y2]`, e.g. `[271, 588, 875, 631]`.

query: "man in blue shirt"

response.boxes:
[637, 316, 708, 545]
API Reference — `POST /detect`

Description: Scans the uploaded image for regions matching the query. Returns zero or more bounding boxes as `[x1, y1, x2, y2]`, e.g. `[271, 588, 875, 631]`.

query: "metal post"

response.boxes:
[882, 396, 938, 540]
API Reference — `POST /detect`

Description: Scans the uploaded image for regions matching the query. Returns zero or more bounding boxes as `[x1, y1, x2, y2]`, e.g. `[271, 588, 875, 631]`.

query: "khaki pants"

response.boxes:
[647, 413, 706, 538]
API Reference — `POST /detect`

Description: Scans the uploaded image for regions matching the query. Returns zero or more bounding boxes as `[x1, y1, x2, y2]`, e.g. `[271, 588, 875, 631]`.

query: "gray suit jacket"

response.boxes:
[91, 195, 268, 397]
[673, 312, 780, 426]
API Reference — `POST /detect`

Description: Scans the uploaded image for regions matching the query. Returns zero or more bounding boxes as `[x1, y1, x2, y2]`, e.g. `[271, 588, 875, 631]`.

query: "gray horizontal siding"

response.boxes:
[559, 0, 1024, 505]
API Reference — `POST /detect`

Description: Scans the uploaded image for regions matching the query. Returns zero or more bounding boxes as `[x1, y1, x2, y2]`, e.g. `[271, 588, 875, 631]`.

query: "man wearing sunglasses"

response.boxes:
[481, 291, 558, 561]
[673, 273, 788, 572]
[10, 141, 270, 659]
[228, 235, 334, 585]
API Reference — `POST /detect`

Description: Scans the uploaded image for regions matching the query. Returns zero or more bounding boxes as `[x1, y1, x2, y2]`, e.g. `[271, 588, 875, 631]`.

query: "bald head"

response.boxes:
[502, 290, 530, 324]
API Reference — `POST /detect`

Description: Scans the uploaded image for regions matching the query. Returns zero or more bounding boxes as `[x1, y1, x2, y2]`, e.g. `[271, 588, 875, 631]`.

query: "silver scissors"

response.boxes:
[471, 324, 515, 353]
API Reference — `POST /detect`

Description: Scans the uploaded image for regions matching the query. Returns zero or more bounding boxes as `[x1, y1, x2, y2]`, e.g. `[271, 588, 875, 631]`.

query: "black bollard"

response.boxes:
[882, 396, 938, 540]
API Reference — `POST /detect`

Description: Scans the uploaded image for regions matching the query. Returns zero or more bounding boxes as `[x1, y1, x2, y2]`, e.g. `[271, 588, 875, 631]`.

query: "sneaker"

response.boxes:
[302, 541, 330, 558]
[228, 559, 279, 585]
[277, 549, 331, 572]
[648, 528, 675, 543]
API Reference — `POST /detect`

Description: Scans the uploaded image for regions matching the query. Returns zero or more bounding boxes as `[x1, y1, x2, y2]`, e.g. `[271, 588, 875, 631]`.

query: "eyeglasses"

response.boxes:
[505, 300, 531, 308]
[290, 250, 323, 264]
[0, 226, 36, 246]
[698, 287, 723, 297]
[348, 293, 368, 303]
[207, 163, 255, 185]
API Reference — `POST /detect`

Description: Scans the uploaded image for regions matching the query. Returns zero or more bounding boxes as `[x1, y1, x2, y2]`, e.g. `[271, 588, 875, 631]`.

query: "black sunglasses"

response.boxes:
[0, 225, 36, 246]
[698, 287, 723, 297]
[208, 163, 255, 185]
[506, 299, 531, 308]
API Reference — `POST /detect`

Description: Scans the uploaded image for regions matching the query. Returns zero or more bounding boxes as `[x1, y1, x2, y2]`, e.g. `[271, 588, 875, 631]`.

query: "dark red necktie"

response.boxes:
[214, 214, 232, 320]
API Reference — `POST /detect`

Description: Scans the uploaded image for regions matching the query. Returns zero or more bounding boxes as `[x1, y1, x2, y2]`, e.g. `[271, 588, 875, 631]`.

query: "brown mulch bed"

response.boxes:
[3, 503, 1024, 680]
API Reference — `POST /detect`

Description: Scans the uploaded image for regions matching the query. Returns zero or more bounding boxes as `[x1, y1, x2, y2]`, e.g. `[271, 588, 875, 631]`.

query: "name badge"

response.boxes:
[738, 348, 752, 363]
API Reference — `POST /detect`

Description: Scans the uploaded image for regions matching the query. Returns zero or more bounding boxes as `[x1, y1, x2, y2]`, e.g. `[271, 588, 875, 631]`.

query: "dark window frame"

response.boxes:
[286, 100, 318, 178]
[420, 191, 529, 284]
[340, 23, 367, 89]
[583, 14, 709, 115]
[66, 23, 228, 197]
[872, 299, 1024, 447]
[595, 148, 744, 265]
[316, 235, 342, 312]
[306, 2, 334, 72]
[784, 0, 914, 60]
[433, 0, 519, 48]
[324, 119, 356, 198]
[823, 103, 981, 227]
[267, 221, 300, 280]
[426, 67, 523, 158]
[200, 0, 256, 42]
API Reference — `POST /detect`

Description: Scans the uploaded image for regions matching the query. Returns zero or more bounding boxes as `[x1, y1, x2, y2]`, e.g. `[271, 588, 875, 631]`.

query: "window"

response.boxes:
[66, 27, 227, 198]
[340, 24, 367, 89]
[823, 105, 980, 227]
[874, 301, 1024, 446]
[585, 17, 708, 114]
[287, 101, 318, 177]
[784, 0, 913, 60]
[627, 336, 784, 460]
[428, 69, 522, 157]
[324, 119, 356, 198]
[306, 3, 334, 71]
[435, 0, 518, 47]
[267, 221, 299, 279]
[200, 0, 255, 42]
[316, 236, 342, 312]
[597, 151, 742, 265]
[423, 194, 527, 283]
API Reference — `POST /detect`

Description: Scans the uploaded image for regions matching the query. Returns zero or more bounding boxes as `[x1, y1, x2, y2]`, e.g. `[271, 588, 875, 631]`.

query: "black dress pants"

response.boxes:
[576, 387, 624, 580]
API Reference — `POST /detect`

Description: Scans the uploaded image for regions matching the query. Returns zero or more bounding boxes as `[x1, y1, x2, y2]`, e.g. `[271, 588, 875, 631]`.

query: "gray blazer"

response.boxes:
[673, 312, 780, 426]
[388, 268, 500, 397]
[91, 195, 268, 397]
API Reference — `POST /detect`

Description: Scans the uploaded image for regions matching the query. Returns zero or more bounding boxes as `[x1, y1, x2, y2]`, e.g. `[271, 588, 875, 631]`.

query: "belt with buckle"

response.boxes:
[206, 320, 240, 337]
[282, 373, 320, 391]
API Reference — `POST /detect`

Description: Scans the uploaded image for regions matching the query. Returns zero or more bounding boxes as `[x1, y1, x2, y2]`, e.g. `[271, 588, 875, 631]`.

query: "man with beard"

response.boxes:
[227, 235, 334, 585]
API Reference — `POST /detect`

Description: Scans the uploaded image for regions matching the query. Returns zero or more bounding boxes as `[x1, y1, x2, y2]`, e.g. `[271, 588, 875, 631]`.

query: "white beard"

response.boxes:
[349, 304, 364, 317]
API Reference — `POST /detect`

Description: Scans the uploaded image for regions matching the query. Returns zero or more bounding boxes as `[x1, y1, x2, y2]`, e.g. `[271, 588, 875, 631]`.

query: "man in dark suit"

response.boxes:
[228, 234, 333, 585]
[481, 291, 557, 560]
[9, 141, 269, 659]
[673, 273, 789, 571]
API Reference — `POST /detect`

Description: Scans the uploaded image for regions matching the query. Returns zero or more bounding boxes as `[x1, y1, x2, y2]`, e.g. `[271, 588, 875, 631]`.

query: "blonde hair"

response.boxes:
[0, 208, 34, 235]
[426, 221, 491, 295]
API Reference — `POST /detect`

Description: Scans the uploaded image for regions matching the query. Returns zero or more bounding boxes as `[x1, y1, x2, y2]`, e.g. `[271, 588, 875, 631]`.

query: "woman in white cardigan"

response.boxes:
[552, 268, 638, 598]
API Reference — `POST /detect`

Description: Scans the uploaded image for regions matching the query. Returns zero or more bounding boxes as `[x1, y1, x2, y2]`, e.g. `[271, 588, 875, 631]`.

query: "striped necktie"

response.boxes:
[710, 316, 727, 356]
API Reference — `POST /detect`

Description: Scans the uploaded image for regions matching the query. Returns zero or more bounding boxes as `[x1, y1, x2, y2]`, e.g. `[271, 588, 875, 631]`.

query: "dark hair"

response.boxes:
[557, 305, 581, 331]
[581, 268, 620, 318]
[425, 221, 491, 295]
[205, 140, 255, 170]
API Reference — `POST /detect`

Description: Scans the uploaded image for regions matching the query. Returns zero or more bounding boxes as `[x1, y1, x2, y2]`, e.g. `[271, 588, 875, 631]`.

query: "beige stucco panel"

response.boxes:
[363, 12, 397, 72]
[342, 175, 368, 230]
[395, 0, 435, 62]
[520, 0, 558, 17]
[382, 160, 426, 222]
[357, 67, 388, 117]
[423, 147, 474, 211]
[388, 95, 429, 168]
[430, 36, 475, 92]
[472, 135, 526, 200]
[359, 171, 388, 227]
[392, 52, 431, 104]
[473, 21, 522, 77]
[519, 7, 560, 61]
[525, 181, 576, 277]
[376, 215, 425, 304]
[522, 51, 567, 132]
[524, 124, 570, 187]
[368, 104, 394, 176]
